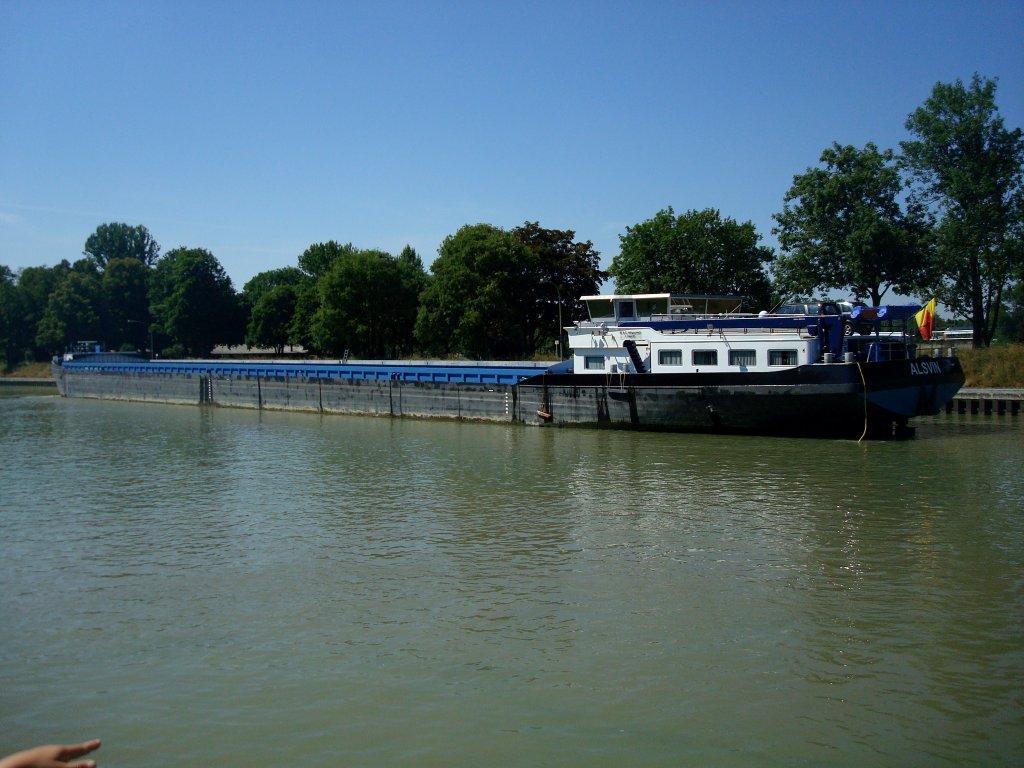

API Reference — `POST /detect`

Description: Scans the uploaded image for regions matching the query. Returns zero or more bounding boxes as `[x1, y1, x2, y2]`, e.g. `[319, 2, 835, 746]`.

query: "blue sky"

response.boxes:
[2, 0, 1022, 292]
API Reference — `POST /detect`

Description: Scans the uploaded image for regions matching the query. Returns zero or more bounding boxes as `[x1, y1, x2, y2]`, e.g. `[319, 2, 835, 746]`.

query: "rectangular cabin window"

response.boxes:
[769, 349, 798, 366]
[692, 349, 718, 366]
[618, 301, 636, 319]
[586, 298, 615, 321]
[584, 355, 605, 371]
[658, 349, 683, 366]
[729, 349, 757, 366]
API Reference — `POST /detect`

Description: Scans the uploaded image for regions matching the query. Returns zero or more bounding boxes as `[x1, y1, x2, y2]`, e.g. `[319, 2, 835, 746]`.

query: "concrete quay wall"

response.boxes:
[948, 388, 1023, 416]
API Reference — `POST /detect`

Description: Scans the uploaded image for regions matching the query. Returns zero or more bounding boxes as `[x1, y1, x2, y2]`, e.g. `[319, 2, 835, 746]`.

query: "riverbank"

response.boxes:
[1, 361, 51, 378]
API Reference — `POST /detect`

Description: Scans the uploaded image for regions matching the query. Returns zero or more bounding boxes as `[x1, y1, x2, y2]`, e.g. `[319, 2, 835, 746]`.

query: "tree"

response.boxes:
[289, 242, 359, 350]
[10, 262, 71, 362]
[297, 241, 356, 280]
[901, 74, 1024, 347]
[611, 207, 774, 308]
[102, 257, 152, 350]
[309, 248, 423, 357]
[772, 143, 930, 306]
[414, 224, 538, 358]
[246, 284, 298, 353]
[513, 222, 606, 355]
[240, 267, 307, 349]
[996, 278, 1024, 342]
[84, 223, 160, 269]
[0, 266, 17, 369]
[397, 244, 425, 275]
[35, 271, 104, 353]
[149, 248, 240, 356]
[288, 280, 320, 353]
[241, 267, 306, 310]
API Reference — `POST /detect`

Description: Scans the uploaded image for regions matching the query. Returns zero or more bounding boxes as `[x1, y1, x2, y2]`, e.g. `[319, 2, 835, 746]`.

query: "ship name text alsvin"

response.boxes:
[910, 361, 943, 375]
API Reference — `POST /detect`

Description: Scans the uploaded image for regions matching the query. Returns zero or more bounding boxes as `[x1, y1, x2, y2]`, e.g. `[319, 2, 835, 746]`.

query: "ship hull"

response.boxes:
[52, 356, 963, 439]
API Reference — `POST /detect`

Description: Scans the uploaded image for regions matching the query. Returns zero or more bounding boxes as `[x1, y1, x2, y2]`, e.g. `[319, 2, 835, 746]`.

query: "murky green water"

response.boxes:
[1, 393, 1021, 766]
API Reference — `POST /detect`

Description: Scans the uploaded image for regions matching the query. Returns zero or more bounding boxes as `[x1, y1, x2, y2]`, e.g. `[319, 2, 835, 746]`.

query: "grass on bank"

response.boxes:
[956, 343, 1024, 388]
[4, 344, 1023, 387]
[1, 361, 51, 378]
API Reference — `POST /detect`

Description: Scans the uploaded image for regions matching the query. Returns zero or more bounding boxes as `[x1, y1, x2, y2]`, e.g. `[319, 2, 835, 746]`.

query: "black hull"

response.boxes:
[518, 357, 965, 438]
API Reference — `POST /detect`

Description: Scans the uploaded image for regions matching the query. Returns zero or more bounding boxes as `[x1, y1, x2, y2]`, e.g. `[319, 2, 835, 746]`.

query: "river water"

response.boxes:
[1, 392, 1021, 767]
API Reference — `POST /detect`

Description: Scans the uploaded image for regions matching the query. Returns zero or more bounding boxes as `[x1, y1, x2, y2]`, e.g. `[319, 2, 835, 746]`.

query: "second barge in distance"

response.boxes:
[52, 293, 964, 439]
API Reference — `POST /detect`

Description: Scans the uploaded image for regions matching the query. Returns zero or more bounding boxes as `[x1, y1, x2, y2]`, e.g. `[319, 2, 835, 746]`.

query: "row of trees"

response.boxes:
[2, 74, 1021, 365]
[773, 74, 1023, 346]
[0, 220, 606, 366]
[0, 229, 245, 365]
[613, 74, 1023, 347]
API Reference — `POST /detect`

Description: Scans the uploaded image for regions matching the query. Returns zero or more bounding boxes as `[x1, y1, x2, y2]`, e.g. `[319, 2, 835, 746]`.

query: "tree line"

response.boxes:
[1, 74, 1021, 367]
[0, 221, 606, 365]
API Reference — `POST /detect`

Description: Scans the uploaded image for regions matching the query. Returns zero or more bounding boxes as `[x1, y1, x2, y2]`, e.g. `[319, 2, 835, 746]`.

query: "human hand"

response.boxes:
[0, 740, 101, 768]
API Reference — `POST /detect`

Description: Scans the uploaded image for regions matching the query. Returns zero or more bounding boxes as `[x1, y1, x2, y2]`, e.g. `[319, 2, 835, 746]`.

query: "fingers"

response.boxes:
[57, 740, 101, 763]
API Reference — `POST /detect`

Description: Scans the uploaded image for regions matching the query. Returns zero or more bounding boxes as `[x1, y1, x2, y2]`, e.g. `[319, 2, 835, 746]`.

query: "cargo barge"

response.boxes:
[52, 294, 965, 438]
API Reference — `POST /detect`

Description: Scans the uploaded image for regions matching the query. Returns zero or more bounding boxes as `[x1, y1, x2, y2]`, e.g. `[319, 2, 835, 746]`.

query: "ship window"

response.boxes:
[692, 349, 718, 366]
[586, 298, 615, 320]
[729, 349, 757, 366]
[769, 350, 798, 366]
[584, 355, 604, 371]
[618, 301, 636, 319]
[658, 349, 683, 366]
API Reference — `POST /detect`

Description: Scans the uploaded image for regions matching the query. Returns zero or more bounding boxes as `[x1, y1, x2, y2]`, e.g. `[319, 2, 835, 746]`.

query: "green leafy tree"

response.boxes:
[102, 257, 152, 350]
[397, 244, 425, 274]
[611, 207, 774, 309]
[241, 267, 306, 310]
[309, 248, 423, 357]
[240, 267, 307, 350]
[394, 245, 429, 352]
[513, 222, 606, 355]
[901, 74, 1024, 347]
[415, 224, 538, 358]
[11, 262, 71, 361]
[290, 242, 358, 348]
[772, 143, 930, 306]
[288, 280, 320, 353]
[246, 285, 299, 353]
[397, 245, 429, 310]
[150, 247, 240, 356]
[298, 241, 356, 280]
[0, 265, 17, 368]
[997, 279, 1024, 342]
[84, 223, 160, 269]
[35, 271, 104, 352]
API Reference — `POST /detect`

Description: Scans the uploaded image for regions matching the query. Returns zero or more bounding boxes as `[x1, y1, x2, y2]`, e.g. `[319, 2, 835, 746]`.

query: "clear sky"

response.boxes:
[2, 0, 1022, 291]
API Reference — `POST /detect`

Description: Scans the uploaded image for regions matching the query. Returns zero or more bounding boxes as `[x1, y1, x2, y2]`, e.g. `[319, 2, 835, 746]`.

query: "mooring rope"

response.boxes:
[856, 361, 868, 444]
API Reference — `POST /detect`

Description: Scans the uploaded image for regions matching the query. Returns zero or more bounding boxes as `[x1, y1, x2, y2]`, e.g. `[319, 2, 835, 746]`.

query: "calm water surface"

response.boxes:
[1, 393, 1021, 766]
